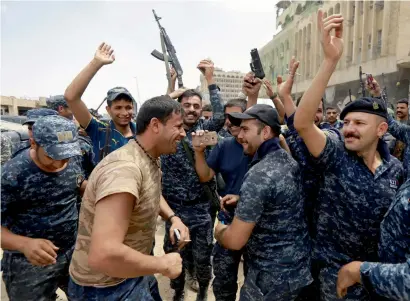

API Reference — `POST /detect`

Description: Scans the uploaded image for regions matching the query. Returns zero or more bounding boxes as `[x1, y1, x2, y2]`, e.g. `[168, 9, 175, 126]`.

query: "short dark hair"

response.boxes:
[177, 89, 202, 103]
[397, 98, 408, 106]
[255, 119, 280, 137]
[326, 106, 338, 112]
[107, 94, 133, 107]
[136, 95, 183, 135]
[202, 104, 212, 112]
[224, 98, 247, 113]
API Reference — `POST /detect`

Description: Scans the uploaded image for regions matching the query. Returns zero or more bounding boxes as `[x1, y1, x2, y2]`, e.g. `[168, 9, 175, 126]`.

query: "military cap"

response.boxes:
[340, 97, 388, 120]
[23, 108, 58, 125]
[106, 87, 135, 104]
[46, 95, 68, 111]
[32, 115, 81, 160]
[228, 104, 281, 133]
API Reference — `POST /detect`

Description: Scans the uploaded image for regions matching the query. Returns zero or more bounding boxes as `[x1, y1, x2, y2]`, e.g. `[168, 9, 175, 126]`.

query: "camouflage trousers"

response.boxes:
[163, 201, 213, 291]
[67, 275, 161, 301]
[212, 243, 248, 301]
[240, 267, 309, 301]
[2, 248, 73, 301]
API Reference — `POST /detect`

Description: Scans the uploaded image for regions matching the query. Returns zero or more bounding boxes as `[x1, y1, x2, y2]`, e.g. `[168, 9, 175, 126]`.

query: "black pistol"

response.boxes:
[250, 48, 265, 80]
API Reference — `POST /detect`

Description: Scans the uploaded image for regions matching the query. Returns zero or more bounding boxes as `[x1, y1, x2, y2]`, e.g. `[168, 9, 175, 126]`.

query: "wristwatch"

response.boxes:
[270, 93, 278, 100]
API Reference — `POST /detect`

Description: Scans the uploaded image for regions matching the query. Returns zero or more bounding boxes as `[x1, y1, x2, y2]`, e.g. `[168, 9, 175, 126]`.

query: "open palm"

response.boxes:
[94, 42, 115, 65]
[318, 10, 344, 62]
[277, 56, 299, 99]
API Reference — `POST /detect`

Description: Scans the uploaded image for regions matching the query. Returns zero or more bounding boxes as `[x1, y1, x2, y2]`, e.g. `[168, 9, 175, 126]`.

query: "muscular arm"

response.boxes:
[193, 150, 215, 183]
[215, 217, 255, 250]
[294, 60, 336, 157]
[1, 227, 30, 252]
[64, 59, 102, 128]
[88, 193, 167, 278]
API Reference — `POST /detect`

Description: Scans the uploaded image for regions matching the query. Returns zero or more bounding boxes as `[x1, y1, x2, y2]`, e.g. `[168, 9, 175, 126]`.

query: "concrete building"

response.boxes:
[199, 67, 246, 103]
[1, 96, 47, 116]
[259, 0, 410, 111]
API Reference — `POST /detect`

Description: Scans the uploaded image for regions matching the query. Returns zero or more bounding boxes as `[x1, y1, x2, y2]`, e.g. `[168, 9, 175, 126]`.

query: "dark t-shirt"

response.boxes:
[206, 137, 250, 197]
[1, 149, 84, 251]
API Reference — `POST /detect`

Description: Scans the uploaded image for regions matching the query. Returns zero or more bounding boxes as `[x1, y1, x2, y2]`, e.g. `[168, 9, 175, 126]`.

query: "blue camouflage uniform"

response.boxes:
[1, 115, 84, 301]
[77, 134, 94, 179]
[46, 95, 70, 112]
[357, 122, 410, 300]
[11, 108, 58, 159]
[388, 117, 410, 179]
[84, 87, 136, 165]
[285, 114, 343, 301]
[161, 84, 224, 293]
[321, 119, 344, 130]
[206, 137, 251, 301]
[235, 138, 312, 301]
[218, 127, 232, 138]
[310, 137, 403, 301]
[1, 134, 13, 165]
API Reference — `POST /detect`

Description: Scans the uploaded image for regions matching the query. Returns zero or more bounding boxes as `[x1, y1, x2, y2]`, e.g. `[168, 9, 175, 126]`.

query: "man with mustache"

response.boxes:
[161, 59, 224, 301]
[396, 99, 409, 124]
[294, 10, 403, 301]
[324, 107, 343, 130]
[337, 114, 410, 300]
[193, 96, 249, 301]
[64, 43, 137, 164]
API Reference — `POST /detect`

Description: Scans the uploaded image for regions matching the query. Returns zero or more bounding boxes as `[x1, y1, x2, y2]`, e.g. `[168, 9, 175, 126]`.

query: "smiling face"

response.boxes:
[180, 96, 202, 127]
[106, 98, 134, 127]
[157, 112, 186, 155]
[237, 119, 273, 156]
[396, 102, 408, 120]
[342, 112, 388, 152]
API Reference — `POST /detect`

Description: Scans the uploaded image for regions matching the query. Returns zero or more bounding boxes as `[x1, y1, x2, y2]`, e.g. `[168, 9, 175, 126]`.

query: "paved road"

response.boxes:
[1, 218, 244, 300]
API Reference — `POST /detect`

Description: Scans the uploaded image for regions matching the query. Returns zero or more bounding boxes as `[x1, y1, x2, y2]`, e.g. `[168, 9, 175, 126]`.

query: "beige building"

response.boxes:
[259, 0, 410, 111]
[0, 96, 47, 116]
[199, 67, 246, 103]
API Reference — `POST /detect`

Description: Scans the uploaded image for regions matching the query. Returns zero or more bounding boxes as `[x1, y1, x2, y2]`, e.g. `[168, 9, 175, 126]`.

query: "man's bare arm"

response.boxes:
[263, 79, 285, 123]
[294, 11, 344, 157]
[215, 217, 255, 250]
[89, 192, 180, 278]
[64, 43, 115, 128]
[192, 137, 215, 183]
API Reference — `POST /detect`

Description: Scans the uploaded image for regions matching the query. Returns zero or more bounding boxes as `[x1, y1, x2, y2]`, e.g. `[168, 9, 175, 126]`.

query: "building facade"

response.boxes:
[1, 96, 47, 116]
[259, 0, 410, 111]
[199, 67, 246, 103]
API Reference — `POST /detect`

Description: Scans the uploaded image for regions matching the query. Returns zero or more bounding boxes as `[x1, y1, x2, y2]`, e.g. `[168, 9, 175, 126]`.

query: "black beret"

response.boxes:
[340, 97, 388, 120]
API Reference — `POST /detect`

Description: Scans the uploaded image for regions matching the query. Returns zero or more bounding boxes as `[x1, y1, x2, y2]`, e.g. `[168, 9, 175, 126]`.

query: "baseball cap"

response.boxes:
[340, 97, 388, 120]
[32, 115, 81, 160]
[46, 95, 69, 111]
[23, 108, 58, 125]
[106, 87, 135, 103]
[228, 104, 281, 132]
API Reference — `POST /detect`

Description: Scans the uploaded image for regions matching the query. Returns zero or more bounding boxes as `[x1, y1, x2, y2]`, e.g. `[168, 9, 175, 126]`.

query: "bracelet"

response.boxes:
[167, 215, 178, 223]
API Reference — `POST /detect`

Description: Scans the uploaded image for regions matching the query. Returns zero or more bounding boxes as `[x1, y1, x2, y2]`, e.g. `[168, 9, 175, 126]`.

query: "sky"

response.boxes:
[1, 0, 278, 113]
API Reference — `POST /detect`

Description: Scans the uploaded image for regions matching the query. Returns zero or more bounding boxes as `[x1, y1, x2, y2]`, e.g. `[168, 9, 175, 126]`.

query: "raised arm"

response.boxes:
[264, 79, 285, 124]
[192, 130, 217, 182]
[64, 42, 115, 128]
[199, 60, 225, 131]
[242, 72, 261, 109]
[277, 56, 299, 118]
[294, 11, 344, 157]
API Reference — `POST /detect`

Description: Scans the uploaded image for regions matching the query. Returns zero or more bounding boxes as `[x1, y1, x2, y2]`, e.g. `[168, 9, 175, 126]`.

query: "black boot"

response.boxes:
[195, 285, 208, 301]
[173, 289, 185, 301]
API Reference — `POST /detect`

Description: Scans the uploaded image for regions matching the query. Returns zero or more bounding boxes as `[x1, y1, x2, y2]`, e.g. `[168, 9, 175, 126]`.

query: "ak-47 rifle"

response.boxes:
[151, 9, 184, 88]
[359, 66, 365, 97]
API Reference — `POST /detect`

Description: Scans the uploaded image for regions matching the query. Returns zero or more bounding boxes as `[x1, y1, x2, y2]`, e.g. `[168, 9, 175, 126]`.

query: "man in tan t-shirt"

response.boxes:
[67, 95, 190, 300]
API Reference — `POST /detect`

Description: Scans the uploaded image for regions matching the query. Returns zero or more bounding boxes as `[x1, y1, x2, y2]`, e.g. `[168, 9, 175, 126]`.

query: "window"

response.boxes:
[359, 1, 364, 15]
[376, 29, 382, 55]
[335, 3, 341, 14]
[358, 38, 362, 64]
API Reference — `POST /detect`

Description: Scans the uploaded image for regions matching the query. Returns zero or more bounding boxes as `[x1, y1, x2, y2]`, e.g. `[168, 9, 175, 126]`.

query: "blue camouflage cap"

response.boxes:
[23, 108, 58, 125]
[32, 115, 81, 160]
[106, 87, 135, 104]
[46, 95, 68, 111]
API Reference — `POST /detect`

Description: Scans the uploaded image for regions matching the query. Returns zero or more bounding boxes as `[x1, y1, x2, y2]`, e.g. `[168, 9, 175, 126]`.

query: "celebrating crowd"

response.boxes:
[1, 9, 409, 301]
